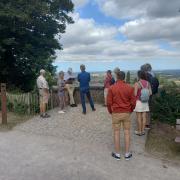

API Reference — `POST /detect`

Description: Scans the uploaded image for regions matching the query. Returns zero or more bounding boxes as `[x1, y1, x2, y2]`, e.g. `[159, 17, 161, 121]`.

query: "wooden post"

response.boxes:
[1, 83, 7, 124]
[27, 92, 31, 115]
[50, 90, 53, 109]
[176, 119, 180, 131]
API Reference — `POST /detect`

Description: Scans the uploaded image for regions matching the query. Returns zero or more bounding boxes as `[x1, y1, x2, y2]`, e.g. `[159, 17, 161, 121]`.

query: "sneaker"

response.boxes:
[82, 112, 86, 115]
[41, 114, 50, 118]
[92, 108, 96, 112]
[135, 130, 141, 136]
[125, 153, 132, 161]
[58, 111, 65, 114]
[111, 152, 121, 160]
[141, 131, 145, 136]
[70, 104, 77, 107]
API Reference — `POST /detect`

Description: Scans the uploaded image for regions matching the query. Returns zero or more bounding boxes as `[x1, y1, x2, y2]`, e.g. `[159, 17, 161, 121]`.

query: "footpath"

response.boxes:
[0, 104, 179, 180]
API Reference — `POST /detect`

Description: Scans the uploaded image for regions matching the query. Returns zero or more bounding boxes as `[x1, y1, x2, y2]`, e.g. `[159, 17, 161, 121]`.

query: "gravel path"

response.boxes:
[0, 104, 179, 180]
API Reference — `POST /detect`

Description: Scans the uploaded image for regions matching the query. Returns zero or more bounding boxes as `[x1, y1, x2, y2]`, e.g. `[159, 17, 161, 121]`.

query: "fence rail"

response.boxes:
[5, 90, 60, 115]
[1, 86, 105, 115]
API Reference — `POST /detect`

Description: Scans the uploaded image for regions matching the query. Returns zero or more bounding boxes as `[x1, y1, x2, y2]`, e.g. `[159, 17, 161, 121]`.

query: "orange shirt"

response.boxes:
[107, 80, 136, 114]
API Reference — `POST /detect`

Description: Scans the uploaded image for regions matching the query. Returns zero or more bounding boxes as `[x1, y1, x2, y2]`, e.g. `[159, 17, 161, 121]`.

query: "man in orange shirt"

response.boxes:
[107, 70, 136, 160]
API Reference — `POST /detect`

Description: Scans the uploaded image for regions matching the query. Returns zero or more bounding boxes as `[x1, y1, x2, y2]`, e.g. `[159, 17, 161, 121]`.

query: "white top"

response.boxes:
[64, 72, 76, 81]
[37, 75, 49, 89]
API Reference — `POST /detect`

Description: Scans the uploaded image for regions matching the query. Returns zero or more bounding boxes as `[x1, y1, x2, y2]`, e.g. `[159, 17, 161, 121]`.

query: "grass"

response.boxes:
[146, 122, 180, 164]
[0, 112, 33, 131]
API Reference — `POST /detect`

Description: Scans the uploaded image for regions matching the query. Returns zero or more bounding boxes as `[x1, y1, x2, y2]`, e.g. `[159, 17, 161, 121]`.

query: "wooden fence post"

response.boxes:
[1, 83, 7, 124]
[27, 92, 31, 115]
[50, 90, 53, 110]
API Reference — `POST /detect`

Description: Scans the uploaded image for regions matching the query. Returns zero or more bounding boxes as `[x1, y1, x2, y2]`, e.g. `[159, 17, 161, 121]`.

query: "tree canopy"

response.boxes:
[0, 0, 74, 91]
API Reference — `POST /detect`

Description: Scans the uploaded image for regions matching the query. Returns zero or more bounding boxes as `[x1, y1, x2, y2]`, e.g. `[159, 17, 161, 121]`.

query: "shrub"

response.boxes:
[152, 86, 180, 125]
[13, 100, 29, 115]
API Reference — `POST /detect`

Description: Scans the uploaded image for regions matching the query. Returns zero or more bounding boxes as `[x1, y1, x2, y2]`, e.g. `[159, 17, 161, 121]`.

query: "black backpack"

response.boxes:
[147, 73, 159, 95]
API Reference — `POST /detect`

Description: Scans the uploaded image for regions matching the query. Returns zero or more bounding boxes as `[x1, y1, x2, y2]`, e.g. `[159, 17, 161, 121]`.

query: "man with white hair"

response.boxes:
[64, 67, 77, 107]
[37, 69, 50, 118]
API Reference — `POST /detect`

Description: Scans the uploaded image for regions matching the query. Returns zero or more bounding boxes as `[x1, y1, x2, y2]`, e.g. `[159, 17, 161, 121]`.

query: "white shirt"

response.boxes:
[64, 72, 76, 81]
[37, 75, 49, 89]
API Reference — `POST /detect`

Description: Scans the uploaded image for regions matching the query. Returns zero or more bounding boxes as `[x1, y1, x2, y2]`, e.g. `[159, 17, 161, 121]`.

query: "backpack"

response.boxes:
[139, 81, 150, 103]
[110, 77, 115, 85]
[147, 73, 159, 95]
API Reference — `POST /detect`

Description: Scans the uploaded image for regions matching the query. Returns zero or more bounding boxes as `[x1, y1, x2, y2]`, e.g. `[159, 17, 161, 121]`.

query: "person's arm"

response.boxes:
[134, 82, 139, 97]
[77, 74, 80, 82]
[88, 73, 91, 82]
[107, 88, 113, 114]
[148, 82, 152, 95]
[104, 77, 108, 87]
[130, 87, 136, 111]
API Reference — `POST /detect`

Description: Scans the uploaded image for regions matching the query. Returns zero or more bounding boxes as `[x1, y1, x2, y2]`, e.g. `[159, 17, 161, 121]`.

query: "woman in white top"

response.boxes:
[134, 70, 152, 136]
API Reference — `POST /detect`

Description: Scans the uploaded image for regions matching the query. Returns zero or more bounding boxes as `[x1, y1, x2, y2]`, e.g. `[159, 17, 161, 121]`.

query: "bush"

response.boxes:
[13, 100, 29, 115]
[152, 86, 180, 125]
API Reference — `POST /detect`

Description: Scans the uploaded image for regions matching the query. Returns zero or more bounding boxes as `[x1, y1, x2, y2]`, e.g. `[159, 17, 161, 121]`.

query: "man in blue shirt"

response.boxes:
[78, 64, 95, 114]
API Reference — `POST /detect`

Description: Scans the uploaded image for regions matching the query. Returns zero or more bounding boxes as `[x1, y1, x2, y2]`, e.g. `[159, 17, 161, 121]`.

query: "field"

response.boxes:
[90, 69, 180, 85]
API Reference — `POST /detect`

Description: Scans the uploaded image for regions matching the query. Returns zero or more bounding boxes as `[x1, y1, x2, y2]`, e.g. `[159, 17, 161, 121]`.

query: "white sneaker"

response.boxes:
[58, 111, 65, 114]
[125, 153, 132, 161]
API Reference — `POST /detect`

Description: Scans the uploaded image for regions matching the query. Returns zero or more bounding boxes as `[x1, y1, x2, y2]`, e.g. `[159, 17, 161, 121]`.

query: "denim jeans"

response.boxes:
[80, 90, 95, 113]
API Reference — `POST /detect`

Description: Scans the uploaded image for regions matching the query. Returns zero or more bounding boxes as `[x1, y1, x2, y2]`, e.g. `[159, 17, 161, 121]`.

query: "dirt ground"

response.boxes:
[146, 122, 180, 164]
[0, 107, 180, 180]
[0, 111, 32, 131]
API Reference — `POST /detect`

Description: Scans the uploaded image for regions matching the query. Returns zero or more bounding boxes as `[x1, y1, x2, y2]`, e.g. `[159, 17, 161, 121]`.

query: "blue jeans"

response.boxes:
[80, 90, 95, 113]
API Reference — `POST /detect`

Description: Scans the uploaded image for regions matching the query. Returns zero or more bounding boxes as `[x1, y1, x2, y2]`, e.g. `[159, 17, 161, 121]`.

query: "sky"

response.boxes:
[55, 0, 180, 72]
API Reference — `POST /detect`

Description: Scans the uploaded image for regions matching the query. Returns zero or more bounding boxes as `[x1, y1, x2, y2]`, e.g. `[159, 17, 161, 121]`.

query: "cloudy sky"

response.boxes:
[55, 0, 180, 72]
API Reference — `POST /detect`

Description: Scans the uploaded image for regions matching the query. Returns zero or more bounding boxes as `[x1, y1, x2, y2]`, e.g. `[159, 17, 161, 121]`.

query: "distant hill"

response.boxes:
[155, 70, 180, 78]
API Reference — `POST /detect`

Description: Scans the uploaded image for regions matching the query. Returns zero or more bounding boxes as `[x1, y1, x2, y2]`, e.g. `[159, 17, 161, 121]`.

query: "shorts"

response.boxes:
[112, 113, 131, 130]
[39, 89, 49, 104]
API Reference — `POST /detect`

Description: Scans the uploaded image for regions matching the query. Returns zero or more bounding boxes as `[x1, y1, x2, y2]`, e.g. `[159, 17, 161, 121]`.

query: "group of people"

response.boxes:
[37, 63, 159, 161]
[104, 63, 159, 160]
[36, 65, 96, 117]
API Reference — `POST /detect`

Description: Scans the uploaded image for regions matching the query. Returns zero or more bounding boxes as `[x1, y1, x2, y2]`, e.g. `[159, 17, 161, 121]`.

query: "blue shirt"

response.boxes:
[78, 71, 91, 91]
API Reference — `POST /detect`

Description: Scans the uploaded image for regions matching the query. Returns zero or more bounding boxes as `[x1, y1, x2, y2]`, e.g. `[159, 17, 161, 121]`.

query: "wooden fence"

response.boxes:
[6, 90, 60, 115]
[1, 85, 105, 116]
[0, 84, 105, 124]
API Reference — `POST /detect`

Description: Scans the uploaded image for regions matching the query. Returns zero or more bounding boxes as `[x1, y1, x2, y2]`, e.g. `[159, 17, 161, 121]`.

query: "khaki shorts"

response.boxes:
[39, 89, 49, 104]
[112, 113, 131, 130]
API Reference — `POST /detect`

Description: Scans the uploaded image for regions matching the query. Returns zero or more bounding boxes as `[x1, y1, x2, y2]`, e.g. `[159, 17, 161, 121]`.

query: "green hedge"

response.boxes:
[152, 86, 180, 125]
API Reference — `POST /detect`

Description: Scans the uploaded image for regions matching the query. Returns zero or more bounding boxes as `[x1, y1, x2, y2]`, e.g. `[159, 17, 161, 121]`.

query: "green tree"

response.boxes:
[0, 0, 74, 91]
[126, 71, 131, 83]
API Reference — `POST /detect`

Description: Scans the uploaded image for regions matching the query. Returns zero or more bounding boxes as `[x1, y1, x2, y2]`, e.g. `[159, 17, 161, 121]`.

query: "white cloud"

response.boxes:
[96, 0, 180, 19]
[56, 1, 180, 64]
[72, 0, 89, 8]
[62, 13, 117, 47]
[93, 0, 180, 50]
[119, 17, 180, 42]
[56, 13, 180, 62]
